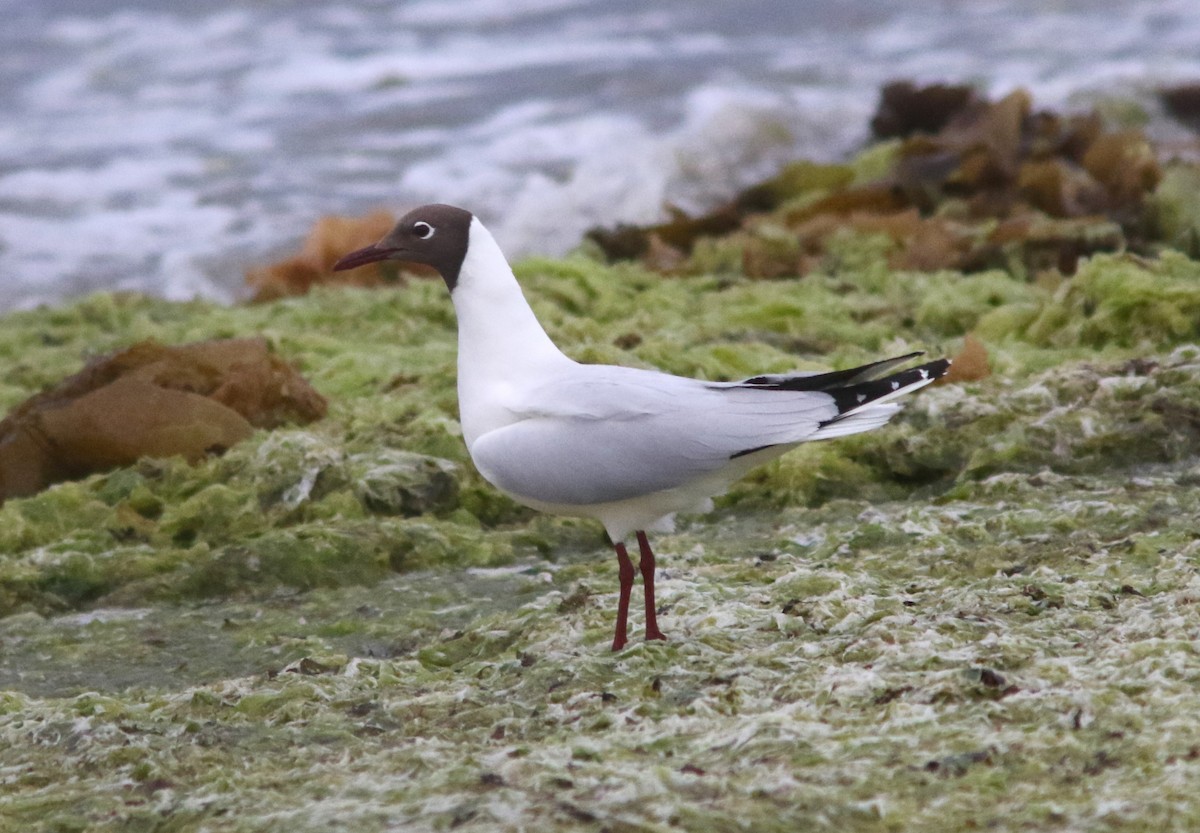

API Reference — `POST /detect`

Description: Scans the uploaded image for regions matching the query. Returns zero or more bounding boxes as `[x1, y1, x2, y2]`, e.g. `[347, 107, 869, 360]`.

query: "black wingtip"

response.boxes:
[736, 352, 939, 393]
[726, 355, 950, 459]
[824, 357, 950, 419]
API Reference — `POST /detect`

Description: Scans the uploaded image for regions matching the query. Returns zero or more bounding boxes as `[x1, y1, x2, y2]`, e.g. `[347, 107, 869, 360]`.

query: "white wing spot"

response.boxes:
[891, 381, 900, 390]
[856, 393, 866, 403]
[919, 368, 930, 380]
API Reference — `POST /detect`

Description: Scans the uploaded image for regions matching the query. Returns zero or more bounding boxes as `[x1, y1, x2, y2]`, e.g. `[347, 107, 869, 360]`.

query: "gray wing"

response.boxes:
[468, 366, 838, 506]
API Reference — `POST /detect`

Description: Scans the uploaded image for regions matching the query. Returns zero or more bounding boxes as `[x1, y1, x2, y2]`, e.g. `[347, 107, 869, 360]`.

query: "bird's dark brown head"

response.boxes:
[332, 203, 473, 290]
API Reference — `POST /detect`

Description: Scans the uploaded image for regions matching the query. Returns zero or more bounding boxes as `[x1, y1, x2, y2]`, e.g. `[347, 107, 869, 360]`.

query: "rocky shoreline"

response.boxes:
[2, 84, 1200, 832]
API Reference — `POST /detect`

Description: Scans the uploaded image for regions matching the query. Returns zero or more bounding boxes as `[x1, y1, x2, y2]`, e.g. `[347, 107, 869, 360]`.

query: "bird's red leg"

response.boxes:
[611, 541, 636, 651]
[636, 531, 668, 642]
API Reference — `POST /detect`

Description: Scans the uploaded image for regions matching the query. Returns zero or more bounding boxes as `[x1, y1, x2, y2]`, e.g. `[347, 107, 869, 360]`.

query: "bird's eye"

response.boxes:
[413, 221, 435, 240]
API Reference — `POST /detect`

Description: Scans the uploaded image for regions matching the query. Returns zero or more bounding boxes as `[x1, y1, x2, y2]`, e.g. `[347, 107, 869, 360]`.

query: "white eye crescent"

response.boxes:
[413, 221, 435, 240]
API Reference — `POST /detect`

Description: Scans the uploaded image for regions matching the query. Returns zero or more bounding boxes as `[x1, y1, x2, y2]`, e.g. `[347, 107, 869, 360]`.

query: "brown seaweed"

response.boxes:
[588, 84, 1173, 279]
[246, 210, 439, 301]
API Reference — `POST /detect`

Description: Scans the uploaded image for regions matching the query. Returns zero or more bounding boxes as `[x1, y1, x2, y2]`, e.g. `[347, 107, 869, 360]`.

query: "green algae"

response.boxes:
[4, 467, 1200, 831]
[1150, 163, 1200, 257]
[2, 249, 1199, 611]
[1014, 253, 1200, 348]
[3, 231, 1200, 829]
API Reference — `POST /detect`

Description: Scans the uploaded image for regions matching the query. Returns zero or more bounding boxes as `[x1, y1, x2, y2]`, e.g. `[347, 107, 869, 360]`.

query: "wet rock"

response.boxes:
[0, 338, 326, 504]
[870, 81, 980, 139]
[1160, 83, 1200, 133]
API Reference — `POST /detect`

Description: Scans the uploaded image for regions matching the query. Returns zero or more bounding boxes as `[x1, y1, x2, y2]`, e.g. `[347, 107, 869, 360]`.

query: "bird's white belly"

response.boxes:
[493, 479, 715, 543]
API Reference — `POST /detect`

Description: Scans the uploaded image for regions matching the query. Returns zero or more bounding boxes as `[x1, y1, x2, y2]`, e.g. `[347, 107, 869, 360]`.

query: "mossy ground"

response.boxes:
[2, 236, 1200, 831]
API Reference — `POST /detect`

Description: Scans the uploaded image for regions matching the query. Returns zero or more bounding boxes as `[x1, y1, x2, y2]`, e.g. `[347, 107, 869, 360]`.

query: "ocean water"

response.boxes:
[1, 0, 1198, 312]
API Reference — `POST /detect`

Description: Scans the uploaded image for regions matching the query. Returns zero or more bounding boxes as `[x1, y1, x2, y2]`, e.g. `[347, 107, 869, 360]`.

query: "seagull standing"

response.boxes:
[334, 204, 949, 651]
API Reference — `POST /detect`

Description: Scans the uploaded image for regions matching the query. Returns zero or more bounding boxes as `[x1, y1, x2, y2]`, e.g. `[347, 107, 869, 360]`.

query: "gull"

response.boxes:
[334, 204, 949, 651]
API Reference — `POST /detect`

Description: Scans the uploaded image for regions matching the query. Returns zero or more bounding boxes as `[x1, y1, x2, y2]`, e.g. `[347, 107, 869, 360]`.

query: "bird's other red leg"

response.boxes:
[636, 531, 668, 642]
[611, 541, 636, 651]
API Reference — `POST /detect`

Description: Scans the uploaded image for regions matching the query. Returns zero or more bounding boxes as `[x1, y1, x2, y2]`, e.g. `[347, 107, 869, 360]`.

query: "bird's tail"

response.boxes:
[808, 356, 951, 439]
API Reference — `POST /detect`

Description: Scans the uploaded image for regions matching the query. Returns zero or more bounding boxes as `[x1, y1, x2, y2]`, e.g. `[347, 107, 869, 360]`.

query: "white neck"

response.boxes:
[452, 217, 572, 445]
